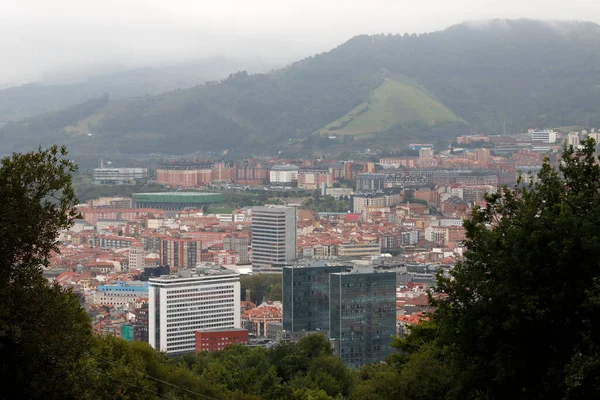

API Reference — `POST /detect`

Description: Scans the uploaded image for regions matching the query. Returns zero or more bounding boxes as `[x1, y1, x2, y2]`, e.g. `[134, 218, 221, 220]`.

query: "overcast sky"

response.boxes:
[1, 0, 599, 85]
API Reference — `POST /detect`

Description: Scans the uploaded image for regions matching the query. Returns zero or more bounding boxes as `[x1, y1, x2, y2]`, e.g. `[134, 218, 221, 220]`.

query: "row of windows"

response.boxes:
[166, 323, 234, 341]
[165, 285, 234, 295]
[167, 298, 233, 309]
[167, 289, 234, 299]
[197, 336, 246, 341]
[167, 314, 235, 326]
[167, 304, 234, 314]
[166, 294, 234, 303]
[166, 308, 234, 320]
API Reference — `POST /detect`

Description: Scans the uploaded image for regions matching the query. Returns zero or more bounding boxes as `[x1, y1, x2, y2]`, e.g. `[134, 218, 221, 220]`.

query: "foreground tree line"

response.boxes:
[1, 142, 600, 399]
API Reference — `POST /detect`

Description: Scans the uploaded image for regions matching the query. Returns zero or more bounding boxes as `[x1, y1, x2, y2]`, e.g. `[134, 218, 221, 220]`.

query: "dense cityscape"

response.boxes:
[4, 3, 600, 398]
[43, 128, 589, 369]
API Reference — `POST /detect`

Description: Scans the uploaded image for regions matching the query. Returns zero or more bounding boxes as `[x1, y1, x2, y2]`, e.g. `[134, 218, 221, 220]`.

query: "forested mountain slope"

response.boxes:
[2, 19, 600, 155]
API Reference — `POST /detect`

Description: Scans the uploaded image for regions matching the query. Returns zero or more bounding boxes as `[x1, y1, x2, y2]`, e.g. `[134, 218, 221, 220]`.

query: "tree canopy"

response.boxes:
[361, 138, 600, 399]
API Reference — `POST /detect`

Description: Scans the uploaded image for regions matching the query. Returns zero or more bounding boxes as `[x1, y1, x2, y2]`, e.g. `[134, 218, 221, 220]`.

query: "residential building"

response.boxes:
[531, 130, 557, 144]
[338, 242, 381, 258]
[223, 234, 250, 264]
[94, 282, 149, 307]
[149, 271, 241, 355]
[210, 162, 234, 182]
[356, 173, 386, 192]
[195, 328, 249, 353]
[475, 148, 491, 163]
[160, 238, 203, 274]
[378, 157, 418, 168]
[419, 148, 434, 162]
[234, 161, 268, 185]
[351, 193, 402, 214]
[282, 263, 349, 332]
[251, 206, 297, 273]
[93, 168, 148, 184]
[156, 163, 211, 188]
[567, 132, 580, 147]
[128, 243, 145, 270]
[298, 167, 332, 190]
[329, 269, 397, 368]
[270, 164, 299, 184]
[587, 132, 600, 144]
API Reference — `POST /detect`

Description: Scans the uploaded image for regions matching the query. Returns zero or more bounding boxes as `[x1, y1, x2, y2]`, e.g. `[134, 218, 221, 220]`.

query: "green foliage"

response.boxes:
[303, 194, 350, 212]
[431, 138, 600, 398]
[0, 146, 93, 399]
[384, 138, 600, 399]
[240, 274, 282, 303]
[0, 58, 271, 122]
[0, 145, 79, 283]
[320, 78, 462, 136]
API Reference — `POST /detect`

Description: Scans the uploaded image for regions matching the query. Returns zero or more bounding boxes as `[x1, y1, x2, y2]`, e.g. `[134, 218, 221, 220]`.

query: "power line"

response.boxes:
[92, 354, 222, 400]
[94, 368, 177, 400]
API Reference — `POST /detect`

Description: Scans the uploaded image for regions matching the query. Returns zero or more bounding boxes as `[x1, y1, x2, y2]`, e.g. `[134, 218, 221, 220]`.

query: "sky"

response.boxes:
[1, 0, 599, 85]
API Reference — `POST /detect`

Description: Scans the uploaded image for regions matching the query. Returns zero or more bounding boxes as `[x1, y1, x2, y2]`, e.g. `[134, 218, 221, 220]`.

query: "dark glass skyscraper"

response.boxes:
[329, 270, 397, 368]
[282, 263, 349, 332]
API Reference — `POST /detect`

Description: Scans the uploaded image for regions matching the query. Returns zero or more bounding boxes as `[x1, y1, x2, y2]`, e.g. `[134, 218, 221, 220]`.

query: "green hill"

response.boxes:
[320, 78, 463, 136]
[3, 19, 600, 156]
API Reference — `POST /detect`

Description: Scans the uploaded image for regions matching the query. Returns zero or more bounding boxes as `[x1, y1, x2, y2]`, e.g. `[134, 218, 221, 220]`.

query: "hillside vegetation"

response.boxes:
[2, 19, 600, 155]
[320, 78, 463, 136]
[0, 57, 274, 123]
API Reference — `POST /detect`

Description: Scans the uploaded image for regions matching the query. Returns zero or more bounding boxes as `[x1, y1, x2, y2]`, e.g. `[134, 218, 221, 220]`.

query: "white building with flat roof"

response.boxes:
[93, 168, 148, 184]
[149, 271, 240, 355]
[531, 130, 557, 144]
[270, 164, 299, 184]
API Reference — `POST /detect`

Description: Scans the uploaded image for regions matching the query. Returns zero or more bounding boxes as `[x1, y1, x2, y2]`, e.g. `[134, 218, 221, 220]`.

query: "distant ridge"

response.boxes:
[2, 19, 600, 156]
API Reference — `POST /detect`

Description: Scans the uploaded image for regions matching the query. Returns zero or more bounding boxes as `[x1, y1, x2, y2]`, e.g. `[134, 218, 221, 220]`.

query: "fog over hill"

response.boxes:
[2, 19, 600, 157]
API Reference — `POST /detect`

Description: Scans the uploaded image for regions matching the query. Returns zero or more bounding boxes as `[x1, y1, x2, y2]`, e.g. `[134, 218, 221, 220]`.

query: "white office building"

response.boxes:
[251, 206, 297, 273]
[269, 164, 299, 184]
[148, 271, 240, 355]
[531, 130, 557, 144]
[93, 168, 148, 184]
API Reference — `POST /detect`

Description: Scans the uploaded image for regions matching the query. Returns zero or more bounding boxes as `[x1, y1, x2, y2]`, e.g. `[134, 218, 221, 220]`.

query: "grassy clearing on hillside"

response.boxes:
[320, 78, 462, 136]
[63, 101, 126, 135]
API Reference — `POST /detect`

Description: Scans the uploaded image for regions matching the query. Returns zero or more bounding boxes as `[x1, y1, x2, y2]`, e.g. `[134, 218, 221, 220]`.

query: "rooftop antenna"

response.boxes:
[503, 115, 506, 136]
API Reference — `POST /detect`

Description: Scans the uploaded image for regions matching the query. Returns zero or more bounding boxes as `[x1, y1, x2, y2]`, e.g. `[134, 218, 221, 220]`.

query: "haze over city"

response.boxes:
[2, 0, 600, 84]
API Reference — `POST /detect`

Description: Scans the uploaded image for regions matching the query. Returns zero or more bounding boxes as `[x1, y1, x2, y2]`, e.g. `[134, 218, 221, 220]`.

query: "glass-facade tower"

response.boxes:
[329, 271, 397, 368]
[282, 264, 349, 332]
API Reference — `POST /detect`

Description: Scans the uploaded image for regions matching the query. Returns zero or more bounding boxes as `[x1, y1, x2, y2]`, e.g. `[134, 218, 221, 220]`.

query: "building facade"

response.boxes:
[128, 242, 145, 270]
[269, 164, 299, 184]
[282, 264, 349, 332]
[356, 173, 386, 192]
[94, 282, 149, 307]
[329, 270, 397, 368]
[251, 206, 297, 273]
[195, 328, 249, 353]
[132, 192, 222, 210]
[93, 168, 148, 184]
[149, 272, 241, 355]
[223, 234, 250, 264]
[298, 168, 333, 190]
[160, 238, 202, 274]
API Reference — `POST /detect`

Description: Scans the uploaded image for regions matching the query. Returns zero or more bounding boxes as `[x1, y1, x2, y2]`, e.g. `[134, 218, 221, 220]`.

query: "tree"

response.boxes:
[0, 146, 96, 398]
[0, 145, 78, 284]
[427, 138, 600, 399]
